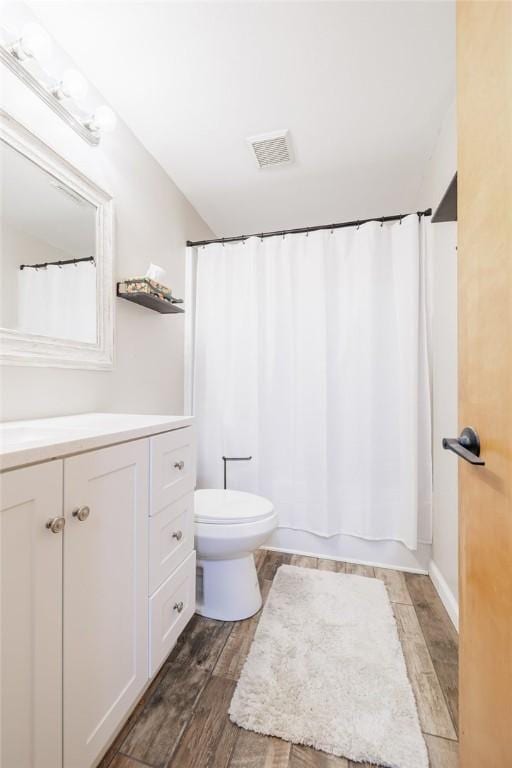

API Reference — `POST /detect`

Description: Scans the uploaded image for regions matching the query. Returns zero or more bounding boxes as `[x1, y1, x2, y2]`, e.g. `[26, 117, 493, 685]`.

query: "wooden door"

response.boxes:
[0, 461, 63, 768]
[63, 440, 149, 768]
[457, 2, 512, 765]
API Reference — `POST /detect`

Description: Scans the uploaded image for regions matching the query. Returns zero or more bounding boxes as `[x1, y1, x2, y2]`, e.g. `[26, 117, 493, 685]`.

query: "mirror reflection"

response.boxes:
[0, 140, 98, 343]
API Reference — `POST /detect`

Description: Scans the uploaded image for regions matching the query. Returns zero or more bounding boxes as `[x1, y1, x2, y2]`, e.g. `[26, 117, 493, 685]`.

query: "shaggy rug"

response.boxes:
[229, 565, 428, 768]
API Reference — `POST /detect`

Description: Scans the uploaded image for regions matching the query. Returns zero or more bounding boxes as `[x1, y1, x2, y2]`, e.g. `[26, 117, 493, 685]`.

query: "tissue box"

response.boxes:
[117, 277, 172, 302]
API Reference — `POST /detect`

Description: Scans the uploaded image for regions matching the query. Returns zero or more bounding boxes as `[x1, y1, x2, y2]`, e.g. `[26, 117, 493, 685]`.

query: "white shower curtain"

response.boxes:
[193, 214, 432, 550]
[18, 261, 97, 343]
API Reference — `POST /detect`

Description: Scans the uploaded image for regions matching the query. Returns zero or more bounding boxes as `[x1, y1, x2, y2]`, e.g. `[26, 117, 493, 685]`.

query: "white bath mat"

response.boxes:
[229, 565, 428, 768]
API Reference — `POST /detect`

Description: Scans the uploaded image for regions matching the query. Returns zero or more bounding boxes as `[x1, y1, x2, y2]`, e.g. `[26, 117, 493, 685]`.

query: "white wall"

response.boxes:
[0, 8, 213, 421]
[1, 221, 30, 330]
[418, 100, 459, 626]
[431, 222, 458, 616]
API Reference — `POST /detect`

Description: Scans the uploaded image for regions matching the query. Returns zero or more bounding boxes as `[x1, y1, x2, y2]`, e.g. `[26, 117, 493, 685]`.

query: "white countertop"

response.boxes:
[0, 413, 193, 471]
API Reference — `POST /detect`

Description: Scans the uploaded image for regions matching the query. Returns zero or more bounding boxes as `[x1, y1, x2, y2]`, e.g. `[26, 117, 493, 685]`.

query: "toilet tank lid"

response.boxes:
[194, 489, 274, 524]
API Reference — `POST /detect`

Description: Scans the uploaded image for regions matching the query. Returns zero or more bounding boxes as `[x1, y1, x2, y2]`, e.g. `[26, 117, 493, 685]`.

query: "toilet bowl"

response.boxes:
[194, 489, 278, 621]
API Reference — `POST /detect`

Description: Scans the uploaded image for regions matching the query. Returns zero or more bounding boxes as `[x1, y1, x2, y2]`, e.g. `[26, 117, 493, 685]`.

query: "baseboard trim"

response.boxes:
[429, 559, 459, 631]
[261, 545, 429, 575]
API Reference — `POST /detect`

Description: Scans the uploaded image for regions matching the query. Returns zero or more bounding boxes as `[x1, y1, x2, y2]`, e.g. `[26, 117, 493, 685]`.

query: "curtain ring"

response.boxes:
[380, 217, 384, 228]
[330, 225, 334, 234]
[305, 230, 309, 237]
[357, 221, 361, 230]
[260, 233, 264, 242]
[282, 232, 285, 240]
[221, 238, 225, 247]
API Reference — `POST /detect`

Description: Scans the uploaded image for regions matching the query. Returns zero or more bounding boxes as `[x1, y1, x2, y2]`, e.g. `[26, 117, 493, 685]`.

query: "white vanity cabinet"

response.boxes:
[0, 414, 196, 768]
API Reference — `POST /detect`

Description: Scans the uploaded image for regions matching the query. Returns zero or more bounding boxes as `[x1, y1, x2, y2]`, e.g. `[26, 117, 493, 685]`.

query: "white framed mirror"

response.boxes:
[0, 110, 114, 369]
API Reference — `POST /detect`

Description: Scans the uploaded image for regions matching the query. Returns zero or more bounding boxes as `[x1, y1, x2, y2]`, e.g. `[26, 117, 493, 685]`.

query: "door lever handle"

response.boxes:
[442, 427, 485, 465]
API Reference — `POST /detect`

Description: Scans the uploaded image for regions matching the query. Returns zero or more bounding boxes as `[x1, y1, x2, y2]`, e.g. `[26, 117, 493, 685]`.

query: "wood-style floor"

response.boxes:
[99, 551, 459, 768]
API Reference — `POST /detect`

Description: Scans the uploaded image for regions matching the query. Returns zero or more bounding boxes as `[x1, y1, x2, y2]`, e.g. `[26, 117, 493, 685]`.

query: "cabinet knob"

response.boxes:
[46, 516, 66, 534]
[173, 460, 185, 471]
[172, 530, 183, 541]
[173, 601, 184, 613]
[72, 505, 90, 522]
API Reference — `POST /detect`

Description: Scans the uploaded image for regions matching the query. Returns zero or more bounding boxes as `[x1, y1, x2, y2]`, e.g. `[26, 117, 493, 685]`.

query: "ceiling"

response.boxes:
[30, 1, 455, 237]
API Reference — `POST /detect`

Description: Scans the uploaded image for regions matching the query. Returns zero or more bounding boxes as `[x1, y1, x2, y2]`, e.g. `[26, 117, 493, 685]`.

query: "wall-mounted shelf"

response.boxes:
[116, 284, 184, 314]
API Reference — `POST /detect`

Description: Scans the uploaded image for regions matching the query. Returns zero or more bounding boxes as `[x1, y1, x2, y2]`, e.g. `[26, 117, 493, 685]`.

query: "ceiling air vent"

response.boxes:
[247, 129, 293, 169]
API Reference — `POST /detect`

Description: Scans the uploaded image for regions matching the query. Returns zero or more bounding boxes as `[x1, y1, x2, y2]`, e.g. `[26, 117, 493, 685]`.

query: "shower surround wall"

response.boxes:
[0, 5, 213, 422]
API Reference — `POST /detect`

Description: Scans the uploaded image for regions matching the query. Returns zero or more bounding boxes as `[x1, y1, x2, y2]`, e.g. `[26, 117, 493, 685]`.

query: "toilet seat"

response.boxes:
[195, 489, 274, 525]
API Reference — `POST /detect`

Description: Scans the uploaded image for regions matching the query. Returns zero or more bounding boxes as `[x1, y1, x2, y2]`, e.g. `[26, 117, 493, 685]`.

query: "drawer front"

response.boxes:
[150, 428, 196, 515]
[149, 492, 194, 594]
[149, 550, 196, 677]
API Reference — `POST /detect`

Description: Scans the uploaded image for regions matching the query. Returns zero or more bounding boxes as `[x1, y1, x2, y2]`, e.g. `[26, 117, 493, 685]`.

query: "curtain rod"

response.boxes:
[187, 208, 432, 248]
[19, 256, 95, 271]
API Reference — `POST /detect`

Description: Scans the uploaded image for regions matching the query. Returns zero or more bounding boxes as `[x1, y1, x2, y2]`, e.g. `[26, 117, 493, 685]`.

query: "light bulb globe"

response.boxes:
[20, 23, 52, 62]
[60, 69, 89, 101]
[91, 105, 117, 133]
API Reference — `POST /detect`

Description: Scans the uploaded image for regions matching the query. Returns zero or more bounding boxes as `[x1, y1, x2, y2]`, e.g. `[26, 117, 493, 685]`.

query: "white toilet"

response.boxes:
[194, 489, 278, 621]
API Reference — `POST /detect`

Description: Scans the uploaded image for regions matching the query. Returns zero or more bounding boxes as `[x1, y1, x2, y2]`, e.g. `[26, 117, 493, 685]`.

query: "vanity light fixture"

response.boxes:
[50, 181, 91, 206]
[0, 21, 116, 146]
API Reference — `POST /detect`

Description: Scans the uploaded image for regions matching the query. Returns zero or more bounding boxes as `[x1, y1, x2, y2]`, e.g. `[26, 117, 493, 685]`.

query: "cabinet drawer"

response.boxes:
[149, 550, 196, 676]
[149, 492, 194, 594]
[150, 428, 195, 515]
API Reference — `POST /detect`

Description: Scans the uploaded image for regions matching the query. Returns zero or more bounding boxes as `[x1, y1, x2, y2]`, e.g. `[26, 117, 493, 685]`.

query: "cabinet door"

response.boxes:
[63, 441, 148, 768]
[0, 461, 63, 768]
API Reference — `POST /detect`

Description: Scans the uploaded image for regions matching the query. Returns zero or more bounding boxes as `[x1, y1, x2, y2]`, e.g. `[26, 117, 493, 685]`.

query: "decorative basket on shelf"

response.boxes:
[116, 277, 184, 314]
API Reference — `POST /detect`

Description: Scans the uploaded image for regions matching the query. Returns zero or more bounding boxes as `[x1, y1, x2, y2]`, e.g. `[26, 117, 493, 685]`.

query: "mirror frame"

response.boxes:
[0, 110, 114, 370]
